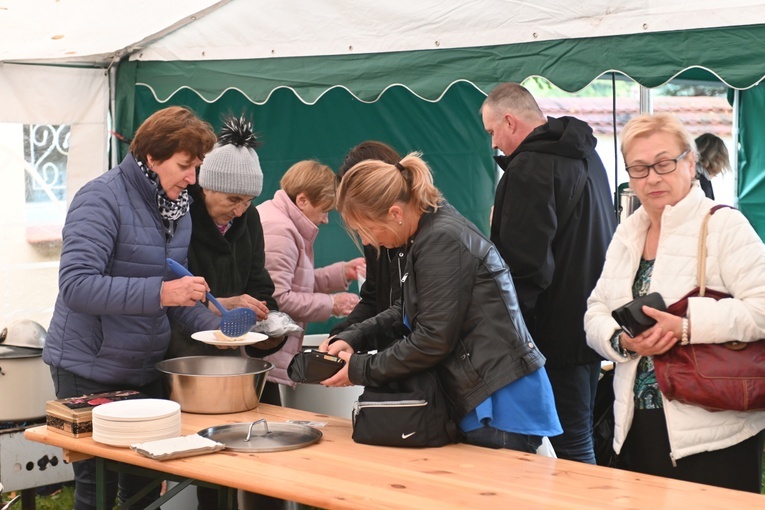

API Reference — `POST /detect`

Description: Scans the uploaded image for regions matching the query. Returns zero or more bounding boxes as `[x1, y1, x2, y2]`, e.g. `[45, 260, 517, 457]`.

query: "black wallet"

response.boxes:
[611, 292, 667, 338]
[287, 350, 345, 384]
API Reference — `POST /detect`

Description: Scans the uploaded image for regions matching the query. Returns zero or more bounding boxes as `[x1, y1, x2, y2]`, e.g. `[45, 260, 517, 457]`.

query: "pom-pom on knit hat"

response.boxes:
[199, 115, 263, 197]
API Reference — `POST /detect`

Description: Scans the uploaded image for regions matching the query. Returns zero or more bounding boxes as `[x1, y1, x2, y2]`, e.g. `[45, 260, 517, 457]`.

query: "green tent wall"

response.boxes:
[116, 77, 495, 333]
[738, 84, 765, 237]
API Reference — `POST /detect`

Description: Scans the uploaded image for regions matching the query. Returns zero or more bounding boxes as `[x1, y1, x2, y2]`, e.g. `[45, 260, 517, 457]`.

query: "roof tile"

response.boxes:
[536, 97, 732, 136]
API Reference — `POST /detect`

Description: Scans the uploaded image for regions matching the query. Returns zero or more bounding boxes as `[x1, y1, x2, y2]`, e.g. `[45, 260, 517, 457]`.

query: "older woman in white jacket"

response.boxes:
[585, 113, 765, 493]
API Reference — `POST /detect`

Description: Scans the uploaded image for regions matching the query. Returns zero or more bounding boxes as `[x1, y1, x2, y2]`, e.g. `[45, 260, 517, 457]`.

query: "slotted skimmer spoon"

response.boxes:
[166, 258, 257, 338]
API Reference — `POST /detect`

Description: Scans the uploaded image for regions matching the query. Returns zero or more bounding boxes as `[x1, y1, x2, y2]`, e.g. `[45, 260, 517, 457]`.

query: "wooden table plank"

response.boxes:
[25, 404, 763, 509]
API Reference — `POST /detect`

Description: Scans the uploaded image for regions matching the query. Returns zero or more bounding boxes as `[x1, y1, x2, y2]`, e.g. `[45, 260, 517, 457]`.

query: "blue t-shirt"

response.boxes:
[460, 367, 562, 437]
[403, 311, 560, 437]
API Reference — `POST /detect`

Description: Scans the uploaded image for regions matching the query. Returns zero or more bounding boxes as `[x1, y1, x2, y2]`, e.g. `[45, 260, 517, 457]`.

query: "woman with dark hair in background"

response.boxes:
[694, 133, 731, 200]
[329, 141, 409, 340]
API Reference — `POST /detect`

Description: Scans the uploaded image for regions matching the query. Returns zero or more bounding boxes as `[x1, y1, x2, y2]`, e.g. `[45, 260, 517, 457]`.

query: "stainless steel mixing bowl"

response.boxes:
[156, 356, 273, 414]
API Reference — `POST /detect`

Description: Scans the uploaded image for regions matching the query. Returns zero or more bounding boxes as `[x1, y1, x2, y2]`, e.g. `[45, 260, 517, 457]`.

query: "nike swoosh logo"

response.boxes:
[401, 432, 416, 439]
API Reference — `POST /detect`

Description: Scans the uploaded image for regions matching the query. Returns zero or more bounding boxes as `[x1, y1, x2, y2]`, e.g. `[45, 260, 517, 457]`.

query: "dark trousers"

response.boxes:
[545, 362, 600, 464]
[50, 366, 165, 510]
[463, 425, 542, 453]
[618, 407, 765, 493]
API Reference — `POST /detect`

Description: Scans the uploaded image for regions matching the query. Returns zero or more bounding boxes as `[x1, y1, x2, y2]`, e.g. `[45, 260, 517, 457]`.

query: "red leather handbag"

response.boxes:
[653, 206, 765, 412]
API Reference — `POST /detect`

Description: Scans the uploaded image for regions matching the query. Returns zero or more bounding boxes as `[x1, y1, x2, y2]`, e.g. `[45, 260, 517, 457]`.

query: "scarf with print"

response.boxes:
[138, 157, 189, 217]
[137, 157, 190, 236]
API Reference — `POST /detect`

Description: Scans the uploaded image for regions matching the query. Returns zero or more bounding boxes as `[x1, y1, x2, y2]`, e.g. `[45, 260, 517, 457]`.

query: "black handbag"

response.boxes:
[611, 292, 667, 338]
[351, 370, 459, 447]
[287, 350, 345, 384]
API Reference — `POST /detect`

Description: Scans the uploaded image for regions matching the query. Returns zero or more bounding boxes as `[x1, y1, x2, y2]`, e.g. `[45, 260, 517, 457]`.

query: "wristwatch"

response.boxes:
[612, 329, 639, 359]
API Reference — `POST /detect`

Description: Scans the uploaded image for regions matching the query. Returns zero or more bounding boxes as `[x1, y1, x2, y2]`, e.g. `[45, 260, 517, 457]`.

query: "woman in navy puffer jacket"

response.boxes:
[43, 106, 221, 510]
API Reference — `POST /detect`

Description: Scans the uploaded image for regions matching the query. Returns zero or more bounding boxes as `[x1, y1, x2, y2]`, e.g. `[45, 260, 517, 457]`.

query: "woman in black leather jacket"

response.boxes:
[321, 153, 561, 453]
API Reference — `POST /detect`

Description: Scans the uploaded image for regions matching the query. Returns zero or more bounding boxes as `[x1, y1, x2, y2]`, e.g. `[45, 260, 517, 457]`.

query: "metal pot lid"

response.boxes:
[197, 419, 322, 453]
[0, 320, 46, 349]
[0, 345, 43, 359]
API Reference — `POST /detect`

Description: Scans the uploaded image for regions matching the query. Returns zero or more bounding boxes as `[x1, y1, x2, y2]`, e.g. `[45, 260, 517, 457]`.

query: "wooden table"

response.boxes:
[25, 404, 762, 509]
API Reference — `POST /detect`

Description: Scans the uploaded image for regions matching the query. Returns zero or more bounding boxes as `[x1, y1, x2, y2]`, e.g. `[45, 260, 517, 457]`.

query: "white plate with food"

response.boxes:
[191, 330, 269, 346]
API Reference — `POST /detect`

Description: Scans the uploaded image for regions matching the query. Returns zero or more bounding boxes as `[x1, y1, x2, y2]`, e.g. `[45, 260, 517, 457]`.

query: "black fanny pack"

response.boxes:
[352, 370, 459, 448]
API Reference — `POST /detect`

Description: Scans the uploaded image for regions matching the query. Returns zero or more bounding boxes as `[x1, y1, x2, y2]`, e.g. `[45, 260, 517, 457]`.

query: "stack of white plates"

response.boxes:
[92, 399, 181, 447]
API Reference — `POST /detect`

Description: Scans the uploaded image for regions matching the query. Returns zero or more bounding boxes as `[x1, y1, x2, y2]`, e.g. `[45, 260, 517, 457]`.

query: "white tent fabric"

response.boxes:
[0, 0, 224, 191]
[0, 0, 224, 64]
[0, 64, 108, 198]
[4, 0, 764, 65]
[134, 0, 765, 62]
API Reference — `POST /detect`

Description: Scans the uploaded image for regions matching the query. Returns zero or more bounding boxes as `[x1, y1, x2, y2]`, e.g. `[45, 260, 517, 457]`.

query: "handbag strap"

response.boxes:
[696, 204, 733, 296]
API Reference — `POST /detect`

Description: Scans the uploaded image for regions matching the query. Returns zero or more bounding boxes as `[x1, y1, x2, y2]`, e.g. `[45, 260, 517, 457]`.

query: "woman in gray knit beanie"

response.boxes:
[200, 115, 264, 203]
[169, 114, 281, 342]
[167, 114, 287, 509]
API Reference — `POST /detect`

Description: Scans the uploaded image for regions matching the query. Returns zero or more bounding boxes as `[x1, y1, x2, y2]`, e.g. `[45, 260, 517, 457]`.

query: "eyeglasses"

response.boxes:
[625, 150, 689, 179]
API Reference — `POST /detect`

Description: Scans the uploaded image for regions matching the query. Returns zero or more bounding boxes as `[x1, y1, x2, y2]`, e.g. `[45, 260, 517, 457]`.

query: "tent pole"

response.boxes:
[731, 88, 740, 208]
[612, 73, 619, 221]
[639, 86, 653, 114]
[109, 63, 119, 170]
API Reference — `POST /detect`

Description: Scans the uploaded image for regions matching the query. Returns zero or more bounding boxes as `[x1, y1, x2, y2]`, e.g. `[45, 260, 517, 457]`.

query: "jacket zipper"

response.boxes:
[397, 251, 407, 320]
[388, 249, 395, 307]
[395, 251, 404, 307]
[357, 400, 427, 409]
[353, 399, 427, 426]
[661, 395, 678, 467]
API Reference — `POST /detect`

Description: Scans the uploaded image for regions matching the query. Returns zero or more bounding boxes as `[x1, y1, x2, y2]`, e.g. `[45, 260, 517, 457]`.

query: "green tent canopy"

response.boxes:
[126, 24, 765, 106]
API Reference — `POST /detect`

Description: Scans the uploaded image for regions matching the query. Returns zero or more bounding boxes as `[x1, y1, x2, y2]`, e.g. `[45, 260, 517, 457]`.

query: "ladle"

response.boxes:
[166, 258, 257, 338]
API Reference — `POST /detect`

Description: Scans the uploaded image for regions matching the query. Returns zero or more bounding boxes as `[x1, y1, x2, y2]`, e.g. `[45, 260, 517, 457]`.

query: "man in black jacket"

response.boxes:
[480, 82, 616, 463]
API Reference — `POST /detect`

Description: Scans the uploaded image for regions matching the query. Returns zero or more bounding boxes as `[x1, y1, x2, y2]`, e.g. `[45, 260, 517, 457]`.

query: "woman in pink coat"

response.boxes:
[257, 160, 365, 385]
